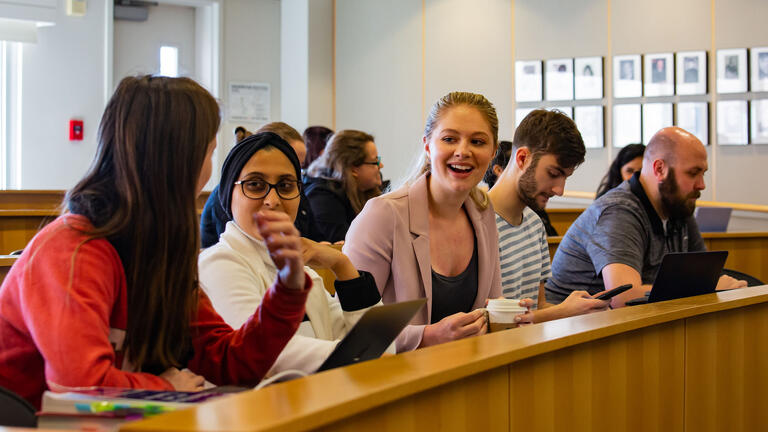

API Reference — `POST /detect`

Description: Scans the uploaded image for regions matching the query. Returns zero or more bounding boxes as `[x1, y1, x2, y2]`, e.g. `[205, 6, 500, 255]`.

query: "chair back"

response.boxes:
[0, 386, 37, 427]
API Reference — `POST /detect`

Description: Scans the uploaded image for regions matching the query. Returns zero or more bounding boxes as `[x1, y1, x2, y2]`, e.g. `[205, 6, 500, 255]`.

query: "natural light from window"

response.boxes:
[159, 45, 178, 78]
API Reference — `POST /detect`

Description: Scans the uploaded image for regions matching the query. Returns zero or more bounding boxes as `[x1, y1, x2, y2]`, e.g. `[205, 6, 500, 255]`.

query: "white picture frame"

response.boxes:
[574, 57, 603, 100]
[676, 51, 707, 95]
[750, 99, 768, 144]
[574, 105, 604, 148]
[676, 102, 709, 146]
[644, 53, 674, 96]
[717, 100, 748, 145]
[750, 47, 768, 92]
[545, 58, 574, 101]
[613, 54, 642, 98]
[642, 103, 673, 144]
[717, 48, 748, 94]
[515, 60, 543, 102]
[613, 104, 641, 147]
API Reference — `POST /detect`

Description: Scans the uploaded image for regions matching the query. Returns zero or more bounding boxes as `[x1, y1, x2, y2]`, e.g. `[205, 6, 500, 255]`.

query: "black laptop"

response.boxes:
[316, 298, 426, 372]
[626, 251, 728, 305]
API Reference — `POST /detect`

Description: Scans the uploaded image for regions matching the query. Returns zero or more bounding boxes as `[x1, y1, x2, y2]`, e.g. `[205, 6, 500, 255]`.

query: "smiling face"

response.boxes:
[230, 148, 301, 239]
[517, 152, 574, 212]
[423, 105, 495, 197]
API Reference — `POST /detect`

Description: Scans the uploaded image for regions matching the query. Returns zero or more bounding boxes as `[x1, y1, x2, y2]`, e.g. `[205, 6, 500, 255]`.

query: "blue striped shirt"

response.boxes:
[496, 207, 551, 307]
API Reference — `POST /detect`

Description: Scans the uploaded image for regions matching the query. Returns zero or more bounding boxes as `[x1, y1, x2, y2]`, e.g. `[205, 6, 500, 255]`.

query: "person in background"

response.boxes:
[484, 140, 558, 236]
[0, 76, 310, 409]
[303, 126, 334, 169]
[344, 92, 528, 352]
[304, 130, 383, 243]
[595, 143, 645, 198]
[487, 110, 607, 325]
[546, 127, 746, 307]
[235, 126, 251, 143]
[199, 132, 382, 375]
[201, 122, 324, 246]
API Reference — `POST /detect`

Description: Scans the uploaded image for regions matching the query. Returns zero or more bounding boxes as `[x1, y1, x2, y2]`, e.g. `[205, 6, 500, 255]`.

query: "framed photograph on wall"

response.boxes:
[717, 100, 748, 145]
[750, 99, 768, 144]
[515, 60, 543, 102]
[642, 103, 673, 144]
[613, 104, 641, 147]
[574, 57, 603, 100]
[750, 47, 768, 92]
[575, 105, 604, 148]
[613, 54, 642, 98]
[676, 51, 707, 95]
[717, 48, 748, 93]
[545, 58, 574, 101]
[515, 107, 536, 127]
[676, 102, 709, 145]
[644, 53, 674, 96]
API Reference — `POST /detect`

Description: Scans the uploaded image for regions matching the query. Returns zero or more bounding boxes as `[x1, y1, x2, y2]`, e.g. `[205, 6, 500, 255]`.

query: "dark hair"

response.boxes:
[234, 126, 246, 135]
[483, 140, 513, 188]
[596, 143, 645, 198]
[512, 109, 586, 170]
[306, 129, 379, 213]
[303, 126, 333, 167]
[217, 132, 303, 219]
[66, 75, 220, 372]
[257, 122, 303, 144]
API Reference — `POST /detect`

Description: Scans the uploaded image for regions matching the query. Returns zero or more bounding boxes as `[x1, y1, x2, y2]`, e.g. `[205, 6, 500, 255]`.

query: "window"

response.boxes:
[0, 40, 22, 189]
[159, 45, 178, 77]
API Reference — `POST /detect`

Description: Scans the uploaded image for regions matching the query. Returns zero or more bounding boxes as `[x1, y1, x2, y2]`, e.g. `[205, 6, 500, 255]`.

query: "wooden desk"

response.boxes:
[121, 285, 768, 432]
[547, 232, 768, 283]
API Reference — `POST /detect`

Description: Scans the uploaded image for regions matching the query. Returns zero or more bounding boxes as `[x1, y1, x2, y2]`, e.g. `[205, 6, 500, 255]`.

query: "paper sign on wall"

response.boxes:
[228, 82, 270, 123]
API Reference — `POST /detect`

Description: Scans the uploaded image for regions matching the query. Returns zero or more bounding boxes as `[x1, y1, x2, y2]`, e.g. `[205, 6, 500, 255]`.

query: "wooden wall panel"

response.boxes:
[509, 321, 685, 432]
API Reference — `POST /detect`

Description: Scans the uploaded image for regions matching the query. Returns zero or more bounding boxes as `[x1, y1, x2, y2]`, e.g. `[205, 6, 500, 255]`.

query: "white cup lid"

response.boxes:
[486, 298, 527, 313]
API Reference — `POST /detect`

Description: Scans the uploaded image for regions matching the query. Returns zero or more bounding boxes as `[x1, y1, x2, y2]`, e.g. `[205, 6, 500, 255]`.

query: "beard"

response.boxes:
[659, 167, 700, 219]
[517, 157, 546, 212]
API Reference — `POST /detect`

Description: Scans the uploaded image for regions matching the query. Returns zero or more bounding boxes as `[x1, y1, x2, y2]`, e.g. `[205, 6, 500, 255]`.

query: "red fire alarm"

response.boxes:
[69, 119, 84, 141]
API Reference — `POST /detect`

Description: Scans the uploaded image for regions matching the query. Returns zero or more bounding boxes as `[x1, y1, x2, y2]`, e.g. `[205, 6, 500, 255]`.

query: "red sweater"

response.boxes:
[0, 214, 310, 408]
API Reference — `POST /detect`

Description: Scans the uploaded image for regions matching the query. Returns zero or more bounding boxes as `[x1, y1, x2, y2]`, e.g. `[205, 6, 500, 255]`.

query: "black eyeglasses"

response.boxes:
[361, 156, 382, 167]
[234, 179, 301, 200]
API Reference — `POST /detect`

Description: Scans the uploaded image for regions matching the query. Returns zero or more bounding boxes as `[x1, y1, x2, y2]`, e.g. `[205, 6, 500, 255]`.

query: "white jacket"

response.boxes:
[199, 221, 375, 376]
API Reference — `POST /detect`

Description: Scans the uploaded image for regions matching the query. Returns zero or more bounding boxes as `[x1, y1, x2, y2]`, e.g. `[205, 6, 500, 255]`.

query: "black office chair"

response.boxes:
[722, 268, 764, 287]
[0, 386, 36, 427]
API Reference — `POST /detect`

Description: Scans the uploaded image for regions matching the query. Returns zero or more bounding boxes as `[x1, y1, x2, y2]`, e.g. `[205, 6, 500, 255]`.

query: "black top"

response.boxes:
[430, 237, 479, 324]
[303, 175, 358, 243]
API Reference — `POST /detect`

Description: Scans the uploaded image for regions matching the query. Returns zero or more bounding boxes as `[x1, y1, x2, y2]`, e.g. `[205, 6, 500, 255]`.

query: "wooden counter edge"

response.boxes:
[122, 285, 768, 432]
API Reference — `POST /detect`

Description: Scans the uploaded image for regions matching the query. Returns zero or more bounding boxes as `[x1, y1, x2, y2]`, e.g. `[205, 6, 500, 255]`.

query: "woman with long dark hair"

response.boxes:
[0, 76, 310, 408]
[595, 143, 645, 198]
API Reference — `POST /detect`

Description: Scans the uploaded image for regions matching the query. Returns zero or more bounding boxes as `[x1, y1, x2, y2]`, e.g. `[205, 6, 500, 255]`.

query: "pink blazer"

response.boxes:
[343, 174, 502, 352]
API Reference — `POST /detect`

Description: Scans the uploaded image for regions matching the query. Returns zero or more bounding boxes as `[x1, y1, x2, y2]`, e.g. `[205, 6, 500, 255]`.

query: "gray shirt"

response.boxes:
[545, 173, 706, 303]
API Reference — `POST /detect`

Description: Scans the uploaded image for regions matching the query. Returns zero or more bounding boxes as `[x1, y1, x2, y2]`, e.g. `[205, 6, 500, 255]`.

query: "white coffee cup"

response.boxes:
[486, 299, 527, 332]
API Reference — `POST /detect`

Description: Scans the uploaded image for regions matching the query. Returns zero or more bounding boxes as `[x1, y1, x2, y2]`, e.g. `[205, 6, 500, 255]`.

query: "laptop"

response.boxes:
[316, 298, 426, 372]
[626, 251, 728, 305]
[694, 207, 732, 232]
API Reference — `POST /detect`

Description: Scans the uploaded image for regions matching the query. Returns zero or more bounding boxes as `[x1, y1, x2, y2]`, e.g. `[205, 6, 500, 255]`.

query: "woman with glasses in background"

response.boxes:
[199, 132, 382, 376]
[304, 130, 383, 243]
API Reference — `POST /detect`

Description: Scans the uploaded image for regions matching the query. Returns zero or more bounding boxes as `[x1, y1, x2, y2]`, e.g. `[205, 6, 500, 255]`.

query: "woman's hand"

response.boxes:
[420, 309, 487, 347]
[563, 290, 609, 315]
[301, 238, 359, 281]
[512, 298, 536, 325]
[255, 210, 306, 291]
[160, 368, 205, 392]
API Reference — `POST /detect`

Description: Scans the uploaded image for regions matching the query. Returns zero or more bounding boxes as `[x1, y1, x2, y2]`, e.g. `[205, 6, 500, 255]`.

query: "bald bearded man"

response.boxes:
[546, 127, 746, 307]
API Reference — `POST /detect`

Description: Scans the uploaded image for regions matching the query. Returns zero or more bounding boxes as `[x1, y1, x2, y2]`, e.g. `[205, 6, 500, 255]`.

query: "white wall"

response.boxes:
[19, 0, 107, 189]
[114, 4, 197, 83]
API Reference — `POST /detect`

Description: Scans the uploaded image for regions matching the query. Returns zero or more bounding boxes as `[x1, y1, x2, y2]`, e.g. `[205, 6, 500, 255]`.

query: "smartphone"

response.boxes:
[594, 284, 633, 300]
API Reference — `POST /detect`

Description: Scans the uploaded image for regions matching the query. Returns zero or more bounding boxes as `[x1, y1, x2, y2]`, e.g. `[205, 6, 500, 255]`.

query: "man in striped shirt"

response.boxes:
[487, 109, 607, 324]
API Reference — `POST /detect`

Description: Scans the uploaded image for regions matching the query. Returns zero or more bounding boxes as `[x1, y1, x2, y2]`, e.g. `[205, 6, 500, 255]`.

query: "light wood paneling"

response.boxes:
[685, 301, 768, 432]
[705, 234, 768, 283]
[509, 321, 685, 432]
[317, 367, 509, 432]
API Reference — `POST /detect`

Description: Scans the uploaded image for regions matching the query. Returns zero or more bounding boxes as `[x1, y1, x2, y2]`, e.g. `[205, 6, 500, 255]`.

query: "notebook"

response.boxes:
[626, 251, 729, 305]
[694, 207, 732, 232]
[316, 298, 426, 372]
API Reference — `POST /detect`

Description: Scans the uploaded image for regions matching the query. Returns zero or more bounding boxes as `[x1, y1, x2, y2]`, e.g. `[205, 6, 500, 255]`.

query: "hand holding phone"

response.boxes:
[594, 284, 633, 300]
